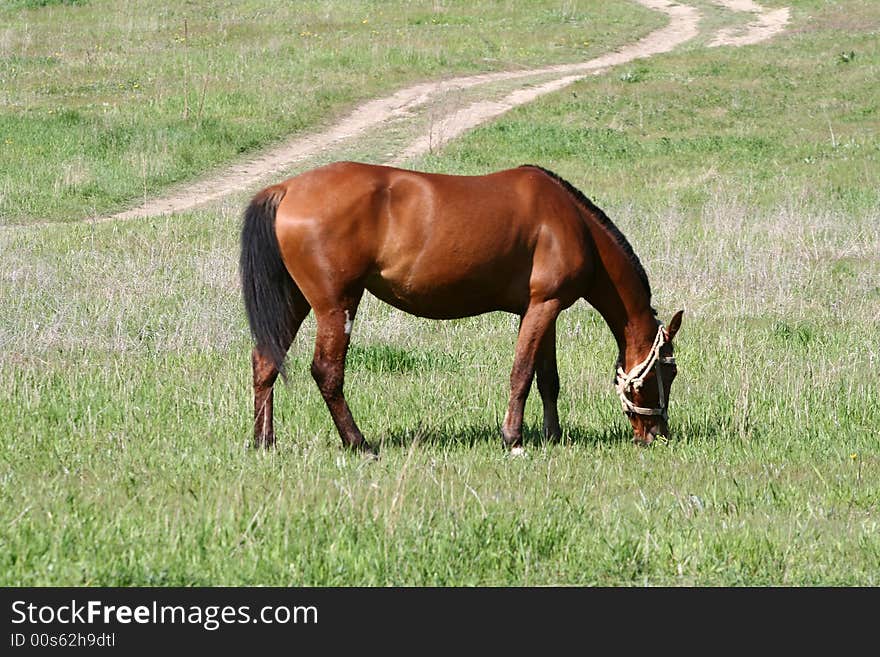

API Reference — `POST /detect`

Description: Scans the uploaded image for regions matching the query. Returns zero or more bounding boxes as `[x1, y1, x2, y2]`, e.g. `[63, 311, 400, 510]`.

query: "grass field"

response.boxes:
[0, 0, 659, 223]
[2, 0, 879, 585]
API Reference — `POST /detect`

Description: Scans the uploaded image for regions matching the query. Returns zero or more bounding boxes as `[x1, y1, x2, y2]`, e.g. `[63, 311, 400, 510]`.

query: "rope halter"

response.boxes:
[615, 323, 676, 420]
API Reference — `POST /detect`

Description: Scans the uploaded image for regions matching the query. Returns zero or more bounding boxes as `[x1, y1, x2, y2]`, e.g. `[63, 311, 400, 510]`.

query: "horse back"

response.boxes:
[273, 162, 591, 317]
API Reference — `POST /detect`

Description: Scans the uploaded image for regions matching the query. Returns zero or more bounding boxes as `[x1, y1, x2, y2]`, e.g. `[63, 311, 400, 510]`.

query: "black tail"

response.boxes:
[239, 185, 297, 378]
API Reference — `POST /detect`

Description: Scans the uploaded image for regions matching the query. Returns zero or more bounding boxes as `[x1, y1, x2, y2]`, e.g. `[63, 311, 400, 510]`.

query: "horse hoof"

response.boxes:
[357, 442, 379, 459]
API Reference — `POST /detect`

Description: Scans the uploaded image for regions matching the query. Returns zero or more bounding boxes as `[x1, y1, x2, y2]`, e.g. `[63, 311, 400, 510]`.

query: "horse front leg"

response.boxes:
[502, 300, 561, 453]
[310, 293, 375, 454]
[536, 322, 562, 442]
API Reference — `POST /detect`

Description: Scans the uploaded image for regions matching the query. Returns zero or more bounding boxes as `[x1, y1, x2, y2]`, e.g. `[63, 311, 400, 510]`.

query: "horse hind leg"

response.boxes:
[309, 291, 374, 454]
[253, 289, 311, 448]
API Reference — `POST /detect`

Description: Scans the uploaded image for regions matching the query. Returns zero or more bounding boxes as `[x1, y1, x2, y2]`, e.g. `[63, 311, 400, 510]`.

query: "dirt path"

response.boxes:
[90, 0, 787, 223]
[709, 1, 791, 48]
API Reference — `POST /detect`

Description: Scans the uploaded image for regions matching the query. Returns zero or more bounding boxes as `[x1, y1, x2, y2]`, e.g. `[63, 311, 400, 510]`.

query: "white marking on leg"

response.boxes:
[510, 446, 526, 457]
[343, 309, 353, 335]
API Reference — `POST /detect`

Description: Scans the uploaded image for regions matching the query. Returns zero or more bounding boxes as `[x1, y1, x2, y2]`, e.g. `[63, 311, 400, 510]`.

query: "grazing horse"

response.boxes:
[240, 162, 683, 454]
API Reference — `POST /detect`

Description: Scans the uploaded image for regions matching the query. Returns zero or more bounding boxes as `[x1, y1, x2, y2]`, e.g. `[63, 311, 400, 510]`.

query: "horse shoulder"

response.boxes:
[524, 174, 594, 300]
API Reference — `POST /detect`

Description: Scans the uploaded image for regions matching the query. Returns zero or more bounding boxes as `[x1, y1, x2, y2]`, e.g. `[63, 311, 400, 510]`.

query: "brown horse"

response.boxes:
[240, 162, 683, 454]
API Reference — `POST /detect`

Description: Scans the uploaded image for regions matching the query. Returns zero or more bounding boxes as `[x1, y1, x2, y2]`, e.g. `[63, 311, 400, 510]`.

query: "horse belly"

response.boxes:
[365, 259, 529, 319]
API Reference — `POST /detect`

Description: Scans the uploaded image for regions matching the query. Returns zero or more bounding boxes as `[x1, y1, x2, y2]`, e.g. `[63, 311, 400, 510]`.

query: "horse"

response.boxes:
[239, 161, 683, 454]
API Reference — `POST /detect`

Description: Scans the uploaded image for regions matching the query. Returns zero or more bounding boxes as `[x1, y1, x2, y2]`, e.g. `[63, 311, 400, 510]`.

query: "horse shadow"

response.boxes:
[374, 414, 733, 452]
[376, 421, 633, 451]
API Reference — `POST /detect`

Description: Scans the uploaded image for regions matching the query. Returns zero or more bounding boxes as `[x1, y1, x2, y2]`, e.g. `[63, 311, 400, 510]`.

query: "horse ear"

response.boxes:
[665, 309, 684, 341]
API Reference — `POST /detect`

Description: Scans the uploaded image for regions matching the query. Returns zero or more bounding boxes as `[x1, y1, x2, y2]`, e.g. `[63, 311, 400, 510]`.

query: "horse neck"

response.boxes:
[581, 222, 658, 371]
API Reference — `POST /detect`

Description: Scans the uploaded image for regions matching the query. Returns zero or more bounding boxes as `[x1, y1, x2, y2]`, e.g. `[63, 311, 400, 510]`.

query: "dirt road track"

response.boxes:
[88, 0, 789, 224]
[710, 1, 791, 48]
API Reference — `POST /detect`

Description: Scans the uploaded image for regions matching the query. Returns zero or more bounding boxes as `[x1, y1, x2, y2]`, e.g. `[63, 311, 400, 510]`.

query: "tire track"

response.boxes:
[709, 1, 791, 48]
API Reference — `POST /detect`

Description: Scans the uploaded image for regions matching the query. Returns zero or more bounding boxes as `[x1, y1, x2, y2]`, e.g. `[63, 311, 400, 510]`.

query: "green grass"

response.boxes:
[2, 0, 879, 585]
[0, 0, 660, 224]
[413, 0, 880, 213]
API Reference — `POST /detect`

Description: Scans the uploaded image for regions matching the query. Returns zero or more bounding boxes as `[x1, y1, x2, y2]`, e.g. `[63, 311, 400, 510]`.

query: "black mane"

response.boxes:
[520, 164, 653, 305]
